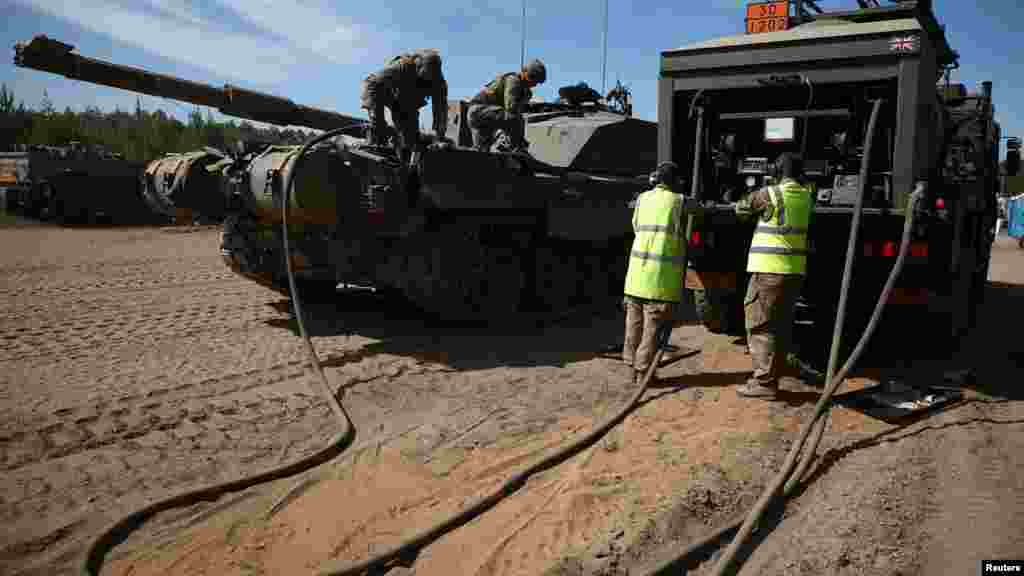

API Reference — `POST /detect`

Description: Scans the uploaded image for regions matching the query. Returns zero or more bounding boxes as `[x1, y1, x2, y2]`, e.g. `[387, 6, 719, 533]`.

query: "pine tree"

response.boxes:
[0, 84, 14, 115]
[40, 89, 55, 116]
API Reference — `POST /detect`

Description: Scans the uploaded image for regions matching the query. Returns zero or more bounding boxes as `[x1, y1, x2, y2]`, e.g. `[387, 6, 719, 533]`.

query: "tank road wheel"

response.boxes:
[534, 247, 578, 314]
[476, 247, 524, 318]
[394, 241, 473, 321]
[606, 244, 628, 304]
[389, 233, 525, 323]
[221, 215, 289, 295]
[577, 252, 614, 307]
[701, 288, 745, 335]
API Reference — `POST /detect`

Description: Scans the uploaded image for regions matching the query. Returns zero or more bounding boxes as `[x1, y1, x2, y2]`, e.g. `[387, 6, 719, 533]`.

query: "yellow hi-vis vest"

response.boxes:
[746, 178, 813, 275]
[624, 185, 687, 302]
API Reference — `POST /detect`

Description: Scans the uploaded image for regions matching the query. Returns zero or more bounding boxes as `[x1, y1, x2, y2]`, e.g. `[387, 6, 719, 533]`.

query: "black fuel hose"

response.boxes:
[646, 187, 925, 576]
[79, 127, 358, 576]
[316, 212, 698, 576]
[645, 99, 928, 576]
[80, 129, 692, 576]
[708, 97, 885, 576]
[647, 184, 929, 573]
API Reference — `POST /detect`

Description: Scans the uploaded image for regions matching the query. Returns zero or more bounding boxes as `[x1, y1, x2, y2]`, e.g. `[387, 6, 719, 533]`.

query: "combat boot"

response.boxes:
[736, 381, 778, 398]
[634, 368, 660, 386]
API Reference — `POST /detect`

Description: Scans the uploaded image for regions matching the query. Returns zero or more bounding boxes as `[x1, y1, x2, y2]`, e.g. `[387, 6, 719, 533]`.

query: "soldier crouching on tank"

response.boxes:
[360, 50, 451, 162]
[622, 161, 698, 386]
[467, 59, 547, 154]
[734, 152, 814, 398]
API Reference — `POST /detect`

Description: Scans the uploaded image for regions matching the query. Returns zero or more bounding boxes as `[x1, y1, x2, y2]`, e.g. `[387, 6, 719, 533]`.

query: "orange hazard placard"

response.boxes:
[745, 1, 790, 34]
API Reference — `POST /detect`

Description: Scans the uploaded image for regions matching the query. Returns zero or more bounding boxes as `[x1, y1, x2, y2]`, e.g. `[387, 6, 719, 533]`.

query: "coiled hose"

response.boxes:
[80, 127, 358, 576]
[643, 99, 930, 576]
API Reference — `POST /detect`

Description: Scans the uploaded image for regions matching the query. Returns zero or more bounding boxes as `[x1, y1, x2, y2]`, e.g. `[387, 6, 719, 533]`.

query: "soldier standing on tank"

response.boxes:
[622, 161, 696, 386]
[734, 152, 814, 398]
[466, 59, 547, 153]
[360, 50, 450, 161]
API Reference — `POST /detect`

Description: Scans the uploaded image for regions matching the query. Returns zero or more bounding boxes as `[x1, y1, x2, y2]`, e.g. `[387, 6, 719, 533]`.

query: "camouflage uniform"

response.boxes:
[467, 60, 545, 152]
[735, 184, 807, 393]
[360, 50, 448, 155]
[467, 73, 532, 152]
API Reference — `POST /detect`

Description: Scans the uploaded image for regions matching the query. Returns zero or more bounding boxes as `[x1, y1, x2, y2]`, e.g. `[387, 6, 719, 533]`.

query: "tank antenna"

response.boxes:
[601, 0, 609, 94]
[520, 0, 527, 69]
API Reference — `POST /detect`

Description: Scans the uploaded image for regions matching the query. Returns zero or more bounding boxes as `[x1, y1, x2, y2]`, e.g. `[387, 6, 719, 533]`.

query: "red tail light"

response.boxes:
[865, 241, 928, 258]
[366, 208, 386, 225]
[689, 230, 703, 248]
[935, 198, 945, 209]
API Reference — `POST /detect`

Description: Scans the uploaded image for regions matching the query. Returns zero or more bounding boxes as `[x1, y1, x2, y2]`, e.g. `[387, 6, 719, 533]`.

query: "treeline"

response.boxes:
[0, 84, 314, 162]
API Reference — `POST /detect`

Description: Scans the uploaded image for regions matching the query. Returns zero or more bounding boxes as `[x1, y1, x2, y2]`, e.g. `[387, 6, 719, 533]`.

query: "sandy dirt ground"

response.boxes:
[0, 222, 1021, 576]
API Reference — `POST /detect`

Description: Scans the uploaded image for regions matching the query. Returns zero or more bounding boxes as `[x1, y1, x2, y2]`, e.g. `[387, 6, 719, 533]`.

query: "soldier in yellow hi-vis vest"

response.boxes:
[734, 152, 814, 398]
[623, 161, 694, 385]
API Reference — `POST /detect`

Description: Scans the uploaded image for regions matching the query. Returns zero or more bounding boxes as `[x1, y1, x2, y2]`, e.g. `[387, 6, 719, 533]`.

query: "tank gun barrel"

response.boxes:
[14, 35, 365, 132]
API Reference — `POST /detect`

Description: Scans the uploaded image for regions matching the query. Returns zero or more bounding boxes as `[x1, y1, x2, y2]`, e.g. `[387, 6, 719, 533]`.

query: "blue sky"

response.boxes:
[1, 1, 1021, 155]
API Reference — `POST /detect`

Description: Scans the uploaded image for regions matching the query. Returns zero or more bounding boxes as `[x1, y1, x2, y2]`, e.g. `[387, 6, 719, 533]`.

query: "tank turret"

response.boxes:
[524, 82, 654, 177]
[446, 81, 656, 178]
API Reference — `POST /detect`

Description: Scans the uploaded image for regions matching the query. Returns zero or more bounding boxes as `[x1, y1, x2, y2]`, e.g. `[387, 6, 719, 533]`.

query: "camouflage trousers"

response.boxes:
[744, 272, 803, 387]
[622, 296, 673, 374]
[360, 80, 420, 153]
[467, 104, 524, 151]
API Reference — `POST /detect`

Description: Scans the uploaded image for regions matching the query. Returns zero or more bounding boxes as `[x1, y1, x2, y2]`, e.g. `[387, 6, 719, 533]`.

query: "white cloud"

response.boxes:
[140, 0, 210, 28]
[13, 0, 304, 85]
[214, 0, 388, 65]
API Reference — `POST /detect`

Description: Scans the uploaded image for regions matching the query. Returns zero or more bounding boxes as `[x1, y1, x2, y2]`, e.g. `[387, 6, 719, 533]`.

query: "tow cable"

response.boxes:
[79, 127, 695, 576]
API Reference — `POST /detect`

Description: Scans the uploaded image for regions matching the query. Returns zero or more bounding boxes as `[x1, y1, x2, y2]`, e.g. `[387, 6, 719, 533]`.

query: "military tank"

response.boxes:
[7, 141, 159, 224]
[15, 35, 656, 321]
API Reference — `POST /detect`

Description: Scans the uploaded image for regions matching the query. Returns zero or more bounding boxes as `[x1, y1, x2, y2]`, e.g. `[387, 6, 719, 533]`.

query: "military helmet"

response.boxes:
[524, 59, 547, 84]
[654, 161, 679, 187]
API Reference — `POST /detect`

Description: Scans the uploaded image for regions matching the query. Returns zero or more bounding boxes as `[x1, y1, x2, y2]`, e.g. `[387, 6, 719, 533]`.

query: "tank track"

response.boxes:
[219, 214, 336, 296]
[220, 214, 628, 323]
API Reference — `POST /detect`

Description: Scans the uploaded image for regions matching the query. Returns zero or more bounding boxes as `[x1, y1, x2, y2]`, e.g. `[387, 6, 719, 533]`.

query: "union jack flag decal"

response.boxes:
[890, 35, 918, 52]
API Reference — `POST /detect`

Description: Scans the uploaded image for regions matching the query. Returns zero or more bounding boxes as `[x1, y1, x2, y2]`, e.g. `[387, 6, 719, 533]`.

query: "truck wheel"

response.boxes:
[968, 249, 991, 330]
[692, 289, 722, 333]
[694, 288, 744, 335]
[726, 292, 745, 335]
